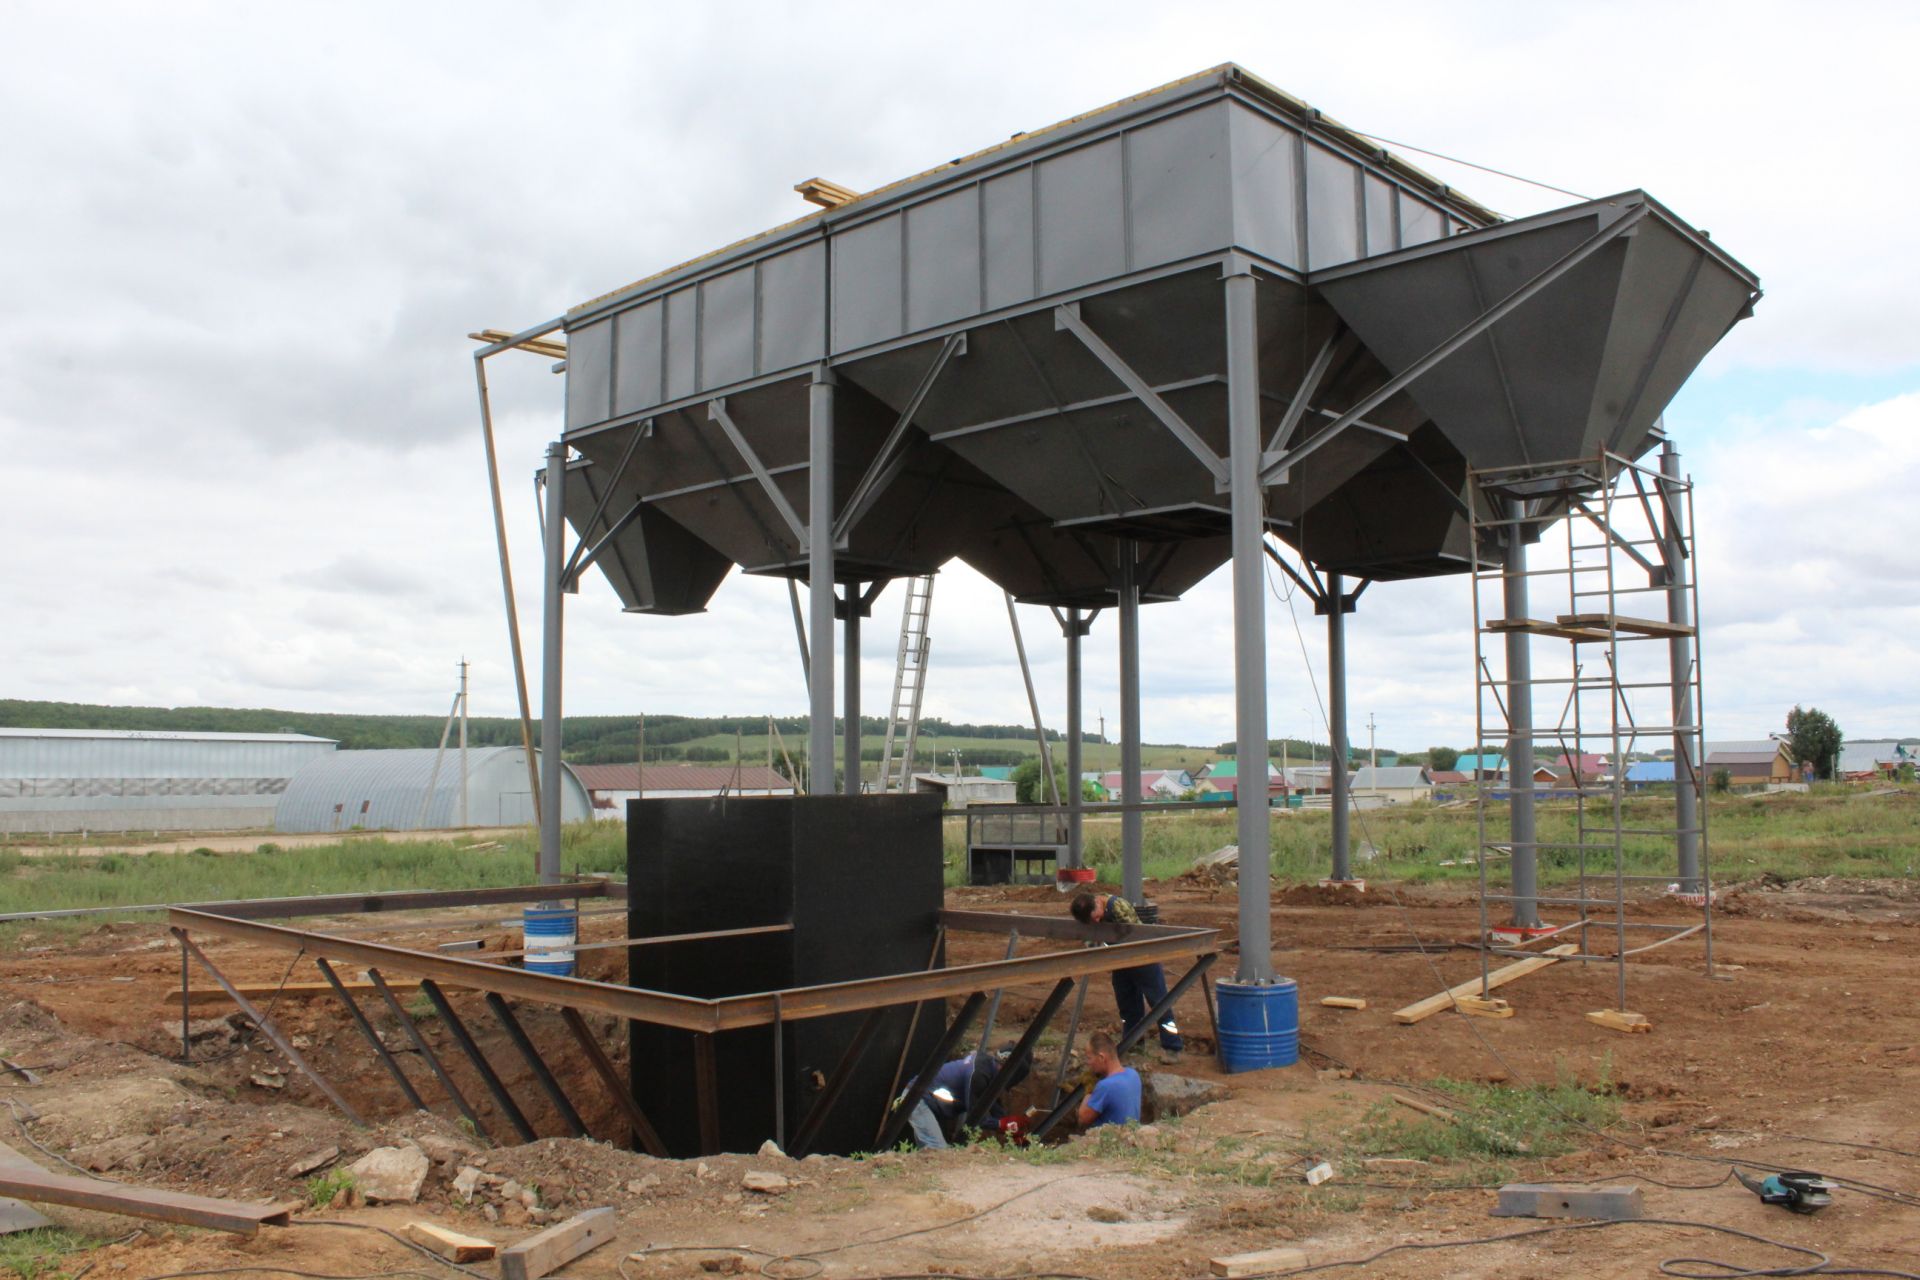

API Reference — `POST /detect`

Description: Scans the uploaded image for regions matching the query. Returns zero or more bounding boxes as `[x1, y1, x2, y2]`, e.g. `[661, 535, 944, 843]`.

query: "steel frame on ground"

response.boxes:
[165, 882, 1217, 1154]
[1467, 448, 1714, 1011]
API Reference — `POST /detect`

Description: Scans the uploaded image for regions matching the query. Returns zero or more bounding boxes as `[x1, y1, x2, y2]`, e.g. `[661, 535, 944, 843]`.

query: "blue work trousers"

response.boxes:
[1111, 962, 1183, 1052]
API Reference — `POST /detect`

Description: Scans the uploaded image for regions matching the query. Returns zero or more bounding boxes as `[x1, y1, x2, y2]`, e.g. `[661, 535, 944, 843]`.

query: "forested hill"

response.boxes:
[0, 699, 1093, 765]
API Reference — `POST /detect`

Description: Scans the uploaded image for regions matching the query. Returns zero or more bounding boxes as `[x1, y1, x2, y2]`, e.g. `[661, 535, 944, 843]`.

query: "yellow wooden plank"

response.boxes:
[1393, 945, 1577, 1025]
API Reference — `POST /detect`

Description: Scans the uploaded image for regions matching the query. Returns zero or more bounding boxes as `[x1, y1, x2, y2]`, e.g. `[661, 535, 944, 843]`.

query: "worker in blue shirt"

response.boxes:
[1075, 1032, 1142, 1129]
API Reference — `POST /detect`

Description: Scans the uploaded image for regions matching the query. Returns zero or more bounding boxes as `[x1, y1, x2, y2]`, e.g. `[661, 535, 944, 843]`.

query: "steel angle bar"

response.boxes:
[835, 332, 965, 542]
[707, 398, 808, 544]
[420, 980, 536, 1142]
[367, 968, 487, 1137]
[470, 317, 566, 361]
[168, 908, 718, 1031]
[315, 957, 425, 1111]
[876, 992, 987, 1152]
[1053, 302, 1227, 484]
[937, 908, 1209, 945]
[485, 995, 587, 1138]
[565, 498, 648, 588]
[558, 1007, 667, 1157]
[875, 928, 946, 1146]
[788, 1005, 888, 1159]
[1270, 203, 1654, 485]
[1259, 411, 1408, 484]
[561, 425, 648, 586]
[1047, 977, 1091, 1112]
[965, 976, 1074, 1129]
[1266, 328, 1345, 453]
[171, 929, 365, 1127]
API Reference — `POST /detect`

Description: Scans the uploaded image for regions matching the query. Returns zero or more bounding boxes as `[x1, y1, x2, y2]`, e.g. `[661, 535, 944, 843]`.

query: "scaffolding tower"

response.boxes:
[1469, 444, 1715, 1019]
[878, 574, 935, 792]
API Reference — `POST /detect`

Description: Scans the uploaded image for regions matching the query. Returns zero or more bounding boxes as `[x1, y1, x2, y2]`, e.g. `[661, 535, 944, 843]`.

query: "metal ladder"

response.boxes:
[878, 575, 935, 792]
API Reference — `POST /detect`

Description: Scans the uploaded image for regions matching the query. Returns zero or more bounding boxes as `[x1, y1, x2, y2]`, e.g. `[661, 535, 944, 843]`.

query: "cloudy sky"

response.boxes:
[4, 1, 1916, 753]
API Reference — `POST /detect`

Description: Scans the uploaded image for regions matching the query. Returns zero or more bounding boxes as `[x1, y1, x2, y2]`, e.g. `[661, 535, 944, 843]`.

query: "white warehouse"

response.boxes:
[0, 727, 339, 834]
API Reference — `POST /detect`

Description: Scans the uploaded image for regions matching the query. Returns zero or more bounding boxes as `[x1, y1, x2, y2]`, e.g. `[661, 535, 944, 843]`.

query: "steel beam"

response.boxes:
[315, 957, 425, 1111]
[1060, 608, 1094, 868]
[485, 995, 587, 1138]
[1054, 303, 1226, 484]
[420, 980, 535, 1142]
[1662, 442, 1701, 892]
[708, 399, 808, 544]
[560, 424, 646, 587]
[1047, 977, 1091, 1112]
[187, 881, 607, 922]
[1117, 541, 1144, 903]
[367, 969, 487, 1138]
[1225, 263, 1273, 982]
[876, 992, 987, 1151]
[787, 1005, 887, 1159]
[1265, 327, 1343, 454]
[965, 976, 1074, 1129]
[1504, 502, 1542, 928]
[835, 333, 964, 541]
[558, 1007, 667, 1157]
[808, 370, 837, 794]
[172, 929, 364, 1126]
[1325, 572, 1355, 883]
[538, 440, 568, 884]
[844, 582, 862, 796]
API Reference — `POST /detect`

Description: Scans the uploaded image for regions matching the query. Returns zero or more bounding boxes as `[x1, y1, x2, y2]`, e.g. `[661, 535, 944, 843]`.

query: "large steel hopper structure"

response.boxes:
[476, 62, 1759, 992]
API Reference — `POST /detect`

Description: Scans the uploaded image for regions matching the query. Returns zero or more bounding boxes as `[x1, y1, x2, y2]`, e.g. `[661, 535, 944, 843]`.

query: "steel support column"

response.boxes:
[843, 582, 862, 796]
[1504, 502, 1542, 928]
[807, 371, 837, 794]
[1063, 609, 1089, 868]
[1325, 572, 1355, 884]
[538, 440, 568, 883]
[1662, 442, 1701, 893]
[1117, 543, 1144, 904]
[1225, 264, 1273, 982]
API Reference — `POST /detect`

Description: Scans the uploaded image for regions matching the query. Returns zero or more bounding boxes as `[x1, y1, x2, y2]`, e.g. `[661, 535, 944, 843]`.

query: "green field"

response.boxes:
[0, 786, 1912, 943]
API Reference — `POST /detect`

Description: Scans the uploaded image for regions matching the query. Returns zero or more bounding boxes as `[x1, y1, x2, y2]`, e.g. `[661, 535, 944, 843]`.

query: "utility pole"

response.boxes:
[458, 658, 469, 828]
[1368, 712, 1378, 771]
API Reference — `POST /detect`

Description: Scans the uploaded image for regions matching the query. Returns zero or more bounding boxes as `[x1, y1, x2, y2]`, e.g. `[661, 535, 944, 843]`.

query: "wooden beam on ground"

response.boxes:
[1456, 995, 1514, 1018]
[1392, 945, 1577, 1025]
[499, 1206, 617, 1280]
[1492, 1183, 1644, 1220]
[1390, 1094, 1457, 1124]
[1211, 1246, 1310, 1277]
[1586, 1009, 1652, 1034]
[406, 1221, 497, 1262]
[0, 1167, 290, 1236]
[1319, 996, 1366, 1010]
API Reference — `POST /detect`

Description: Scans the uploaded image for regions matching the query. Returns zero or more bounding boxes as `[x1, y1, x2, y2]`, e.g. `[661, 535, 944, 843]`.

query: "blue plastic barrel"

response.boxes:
[1214, 977, 1299, 1072]
[523, 904, 579, 977]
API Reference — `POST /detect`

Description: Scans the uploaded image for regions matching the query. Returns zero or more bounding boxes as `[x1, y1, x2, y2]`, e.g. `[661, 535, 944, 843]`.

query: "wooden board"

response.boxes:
[499, 1206, 617, 1280]
[406, 1221, 497, 1262]
[1391, 1094, 1457, 1124]
[1393, 946, 1577, 1025]
[1485, 617, 1610, 642]
[1586, 1009, 1652, 1034]
[1493, 1183, 1644, 1220]
[1319, 996, 1366, 1010]
[1456, 996, 1514, 1018]
[1211, 1245, 1309, 1276]
[1558, 613, 1696, 639]
[0, 1167, 290, 1236]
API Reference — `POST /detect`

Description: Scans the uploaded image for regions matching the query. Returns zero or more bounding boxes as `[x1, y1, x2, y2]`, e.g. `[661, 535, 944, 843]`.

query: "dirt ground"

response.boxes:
[0, 871, 1916, 1279]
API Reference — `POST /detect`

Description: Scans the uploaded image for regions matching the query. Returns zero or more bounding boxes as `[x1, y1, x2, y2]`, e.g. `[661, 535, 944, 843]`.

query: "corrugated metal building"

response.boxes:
[272, 746, 589, 832]
[0, 727, 338, 834]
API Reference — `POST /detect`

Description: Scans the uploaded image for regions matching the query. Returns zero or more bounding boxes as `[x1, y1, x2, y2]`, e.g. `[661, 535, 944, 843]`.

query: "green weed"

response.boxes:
[1350, 1068, 1618, 1167]
[305, 1167, 356, 1209]
[0, 1227, 102, 1279]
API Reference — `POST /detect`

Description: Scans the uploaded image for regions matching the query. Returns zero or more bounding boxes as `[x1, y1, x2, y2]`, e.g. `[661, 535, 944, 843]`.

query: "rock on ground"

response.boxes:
[347, 1145, 430, 1204]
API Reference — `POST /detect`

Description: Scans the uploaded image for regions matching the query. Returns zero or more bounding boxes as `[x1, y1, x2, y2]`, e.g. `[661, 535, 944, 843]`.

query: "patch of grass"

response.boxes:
[1350, 1067, 1618, 1169]
[305, 1167, 356, 1209]
[0, 1228, 103, 1280]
